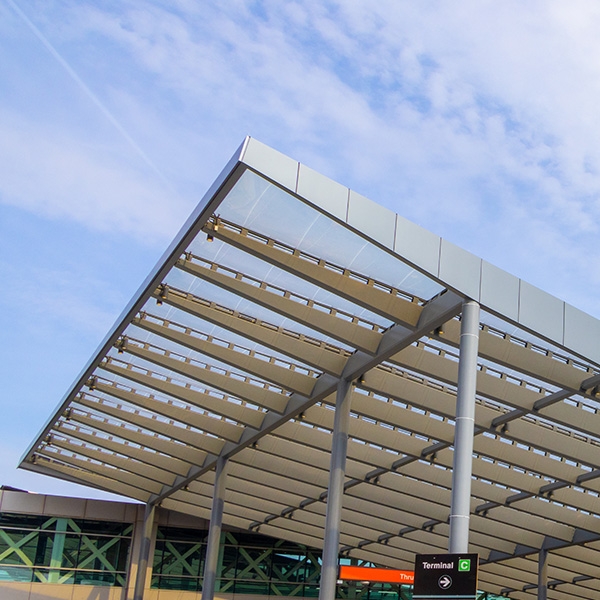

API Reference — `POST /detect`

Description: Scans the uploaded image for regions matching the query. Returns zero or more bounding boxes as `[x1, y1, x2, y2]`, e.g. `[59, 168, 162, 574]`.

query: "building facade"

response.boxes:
[1, 489, 504, 600]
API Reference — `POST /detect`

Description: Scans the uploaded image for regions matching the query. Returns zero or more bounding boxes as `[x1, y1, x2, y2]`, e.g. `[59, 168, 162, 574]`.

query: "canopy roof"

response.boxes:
[21, 138, 600, 599]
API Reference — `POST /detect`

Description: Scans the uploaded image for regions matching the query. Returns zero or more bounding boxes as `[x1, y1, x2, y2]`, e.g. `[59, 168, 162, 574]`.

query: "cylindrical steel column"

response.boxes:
[448, 299, 480, 553]
[202, 456, 229, 600]
[319, 378, 353, 600]
[538, 548, 548, 600]
[133, 502, 156, 600]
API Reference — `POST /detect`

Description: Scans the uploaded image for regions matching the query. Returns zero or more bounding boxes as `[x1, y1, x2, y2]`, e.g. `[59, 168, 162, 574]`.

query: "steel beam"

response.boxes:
[133, 503, 156, 600]
[449, 299, 480, 553]
[176, 256, 383, 354]
[149, 290, 463, 506]
[202, 457, 229, 600]
[139, 292, 348, 376]
[319, 379, 353, 600]
[539, 547, 548, 600]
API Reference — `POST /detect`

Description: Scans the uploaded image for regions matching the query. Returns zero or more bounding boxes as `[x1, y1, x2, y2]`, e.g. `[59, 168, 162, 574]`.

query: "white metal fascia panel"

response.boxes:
[438, 238, 482, 300]
[394, 214, 442, 276]
[519, 280, 565, 344]
[564, 303, 600, 365]
[240, 137, 299, 192]
[239, 139, 600, 365]
[347, 189, 396, 248]
[480, 260, 520, 322]
[296, 162, 349, 222]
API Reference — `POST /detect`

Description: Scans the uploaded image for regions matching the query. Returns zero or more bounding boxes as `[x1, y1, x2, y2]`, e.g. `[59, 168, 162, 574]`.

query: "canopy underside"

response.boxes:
[21, 139, 600, 600]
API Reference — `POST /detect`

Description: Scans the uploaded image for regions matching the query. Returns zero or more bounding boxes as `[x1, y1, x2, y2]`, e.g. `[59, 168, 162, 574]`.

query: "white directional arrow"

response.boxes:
[438, 575, 452, 589]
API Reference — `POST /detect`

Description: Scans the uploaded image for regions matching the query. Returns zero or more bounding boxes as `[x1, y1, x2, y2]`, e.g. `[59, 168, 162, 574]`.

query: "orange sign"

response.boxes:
[338, 565, 415, 584]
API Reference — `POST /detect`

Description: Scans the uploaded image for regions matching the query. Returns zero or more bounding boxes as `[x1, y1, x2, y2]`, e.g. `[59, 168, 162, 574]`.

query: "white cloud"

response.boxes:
[0, 109, 188, 244]
[4, 260, 122, 339]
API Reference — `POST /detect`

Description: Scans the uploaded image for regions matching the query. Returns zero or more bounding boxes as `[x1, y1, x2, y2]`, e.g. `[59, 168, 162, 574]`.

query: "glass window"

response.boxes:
[0, 513, 132, 587]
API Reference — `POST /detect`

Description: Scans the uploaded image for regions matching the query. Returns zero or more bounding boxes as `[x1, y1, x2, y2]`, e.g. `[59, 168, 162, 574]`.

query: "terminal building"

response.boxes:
[4, 139, 600, 600]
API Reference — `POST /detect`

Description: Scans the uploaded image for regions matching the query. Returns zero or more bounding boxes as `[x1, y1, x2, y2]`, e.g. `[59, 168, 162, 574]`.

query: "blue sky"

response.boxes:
[2, 0, 600, 501]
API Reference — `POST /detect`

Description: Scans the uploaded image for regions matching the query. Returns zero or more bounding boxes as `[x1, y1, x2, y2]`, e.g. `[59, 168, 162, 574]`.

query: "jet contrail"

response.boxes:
[6, 0, 172, 188]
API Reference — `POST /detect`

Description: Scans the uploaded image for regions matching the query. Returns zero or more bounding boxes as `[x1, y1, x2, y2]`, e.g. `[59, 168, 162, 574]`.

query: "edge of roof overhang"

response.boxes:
[18, 456, 131, 498]
[239, 138, 600, 369]
[20, 136, 600, 470]
[19, 137, 254, 468]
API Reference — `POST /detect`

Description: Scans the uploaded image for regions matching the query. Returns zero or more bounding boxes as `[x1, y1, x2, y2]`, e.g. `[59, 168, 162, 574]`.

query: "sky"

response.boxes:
[2, 0, 600, 502]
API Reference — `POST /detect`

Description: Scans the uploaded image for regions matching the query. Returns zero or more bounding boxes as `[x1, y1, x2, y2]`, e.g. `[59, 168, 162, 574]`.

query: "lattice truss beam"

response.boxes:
[21, 176, 600, 599]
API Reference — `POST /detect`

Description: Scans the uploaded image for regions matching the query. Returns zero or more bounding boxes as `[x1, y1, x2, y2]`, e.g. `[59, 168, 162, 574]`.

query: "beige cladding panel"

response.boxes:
[92, 378, 241, 444]
[75, 394, 216, 457]
[176, 258, 383, 353]
[143, 295, 348, 376]
[205, 220, 423, 327]
[106, 338, 267, 428]
[132, 316, 317, 396]
[103, 352, 288, 414]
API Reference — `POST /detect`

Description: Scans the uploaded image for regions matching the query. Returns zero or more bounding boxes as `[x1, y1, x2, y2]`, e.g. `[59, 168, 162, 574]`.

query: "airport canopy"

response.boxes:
[21, 138, 600, 599]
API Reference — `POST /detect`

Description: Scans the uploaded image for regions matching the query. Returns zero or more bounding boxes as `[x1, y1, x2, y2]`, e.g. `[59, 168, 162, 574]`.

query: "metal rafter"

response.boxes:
[141, 290, 349, 376]
[20, 140, 600, 599]
[202, 217, 424, 327]
[147, 290, 462, 506]
[175, 254, 386, 354]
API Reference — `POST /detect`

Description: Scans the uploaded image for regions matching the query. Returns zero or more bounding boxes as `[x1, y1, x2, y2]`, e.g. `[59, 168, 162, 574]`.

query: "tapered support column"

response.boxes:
[133, 502, 156, 600]
[449, 300, 480, 553]
[319, 379, 353, 600]
[538, 548, 548, 600]
[202, 456, 229, 600]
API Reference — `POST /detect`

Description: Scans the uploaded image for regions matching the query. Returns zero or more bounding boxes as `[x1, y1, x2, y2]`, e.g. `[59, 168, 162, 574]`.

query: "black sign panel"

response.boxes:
[413, 553, 478, 599]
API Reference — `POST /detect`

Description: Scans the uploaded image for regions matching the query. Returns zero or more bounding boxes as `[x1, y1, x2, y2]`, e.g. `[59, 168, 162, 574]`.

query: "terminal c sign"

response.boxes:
[413, 553, 479, 600]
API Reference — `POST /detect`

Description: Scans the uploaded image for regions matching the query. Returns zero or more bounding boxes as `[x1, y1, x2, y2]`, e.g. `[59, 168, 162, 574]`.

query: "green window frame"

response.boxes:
[0, 513, 132, 586]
